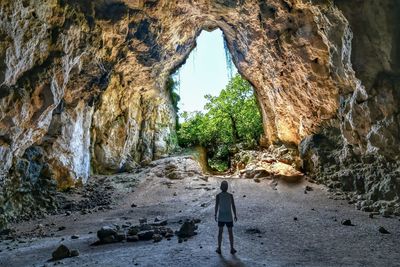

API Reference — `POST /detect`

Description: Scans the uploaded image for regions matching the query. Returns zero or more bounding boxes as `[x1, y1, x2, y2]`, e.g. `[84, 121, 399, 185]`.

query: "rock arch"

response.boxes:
[0, 0, 399, 226]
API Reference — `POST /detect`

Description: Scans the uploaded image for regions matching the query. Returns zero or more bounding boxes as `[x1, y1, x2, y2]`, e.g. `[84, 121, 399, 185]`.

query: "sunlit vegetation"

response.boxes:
[175, 74, 263, 171]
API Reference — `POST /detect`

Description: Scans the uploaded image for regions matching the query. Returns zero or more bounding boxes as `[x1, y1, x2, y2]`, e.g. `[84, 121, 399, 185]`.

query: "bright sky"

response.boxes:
[174, 29, 237, 117]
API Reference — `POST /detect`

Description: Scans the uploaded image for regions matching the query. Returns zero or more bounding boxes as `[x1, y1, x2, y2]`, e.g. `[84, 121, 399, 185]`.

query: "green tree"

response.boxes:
[177, 74, 263, 170]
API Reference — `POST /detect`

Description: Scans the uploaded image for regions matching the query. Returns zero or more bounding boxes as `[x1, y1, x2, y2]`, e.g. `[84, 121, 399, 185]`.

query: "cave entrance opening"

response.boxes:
[167, 29, 264, 172]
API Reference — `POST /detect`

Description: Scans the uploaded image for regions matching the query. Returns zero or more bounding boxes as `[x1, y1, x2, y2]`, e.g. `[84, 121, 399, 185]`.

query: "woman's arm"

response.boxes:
[231, 194, 237, 221]
[215, 194, 219, 222]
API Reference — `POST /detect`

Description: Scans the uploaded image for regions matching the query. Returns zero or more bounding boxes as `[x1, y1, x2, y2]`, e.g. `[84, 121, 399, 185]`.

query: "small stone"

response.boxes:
[122, 223, 131, 229]
[138, 230, 155, 241]
[128, 227, 139, 236]
[245, 228, 261, 234]
[58, 226, 66, 231]
[178, 238, 183, 243]
[65, 211, 71, 216]
[378, 226, 390, 234]
[131, 203, 137, 208]
[52, 245, 70, 260]
[305, 186, 313, 191]
[71, 235, 79, 239]
[293, 217, 298, 221]
[254, 178, 261, 183]
[97, 226, 118, 244]
[193, 218, 201, 224]
[243, 195, 246, 198]
[369, 213, 374, 219]
[341, 219, 354, 226]
[153, 234, 162, 243]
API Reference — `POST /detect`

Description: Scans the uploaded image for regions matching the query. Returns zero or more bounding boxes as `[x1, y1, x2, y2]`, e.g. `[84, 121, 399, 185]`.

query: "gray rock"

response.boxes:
[97, 226, 119, 244]
[305, 186, 313, 191]
[176, 220, 197, 238]
[153, 234, 162, 242]
[138, 230, 155, 240]
[151, 220, 168, 226]
[341, 219, 354, 226]
[52, 244, 70, 260]
[378, 226, 390, 234]
[128, 226, 139, 236]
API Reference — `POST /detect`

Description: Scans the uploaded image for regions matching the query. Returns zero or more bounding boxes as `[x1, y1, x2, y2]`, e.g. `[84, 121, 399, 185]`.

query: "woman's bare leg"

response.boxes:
[217, 226, 223, 252]
[228, 227, 236, 254]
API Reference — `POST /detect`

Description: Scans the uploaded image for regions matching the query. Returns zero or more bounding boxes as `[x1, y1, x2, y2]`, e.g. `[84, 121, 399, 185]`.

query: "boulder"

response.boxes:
[176, 220, 198, 238]
[97, 226, 119, 244]
[52, 244, 78, 260]
[138, 230, 155, 240]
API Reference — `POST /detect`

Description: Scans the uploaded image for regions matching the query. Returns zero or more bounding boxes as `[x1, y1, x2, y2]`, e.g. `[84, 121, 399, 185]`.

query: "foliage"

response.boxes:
[177, 74, 263, 169]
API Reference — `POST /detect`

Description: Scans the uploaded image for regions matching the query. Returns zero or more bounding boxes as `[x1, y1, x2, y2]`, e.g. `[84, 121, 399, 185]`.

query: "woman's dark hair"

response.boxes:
[220, 181, 228, 192]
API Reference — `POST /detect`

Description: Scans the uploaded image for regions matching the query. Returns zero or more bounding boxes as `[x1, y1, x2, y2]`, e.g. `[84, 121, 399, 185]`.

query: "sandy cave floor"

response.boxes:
[0, 156, 399, 267]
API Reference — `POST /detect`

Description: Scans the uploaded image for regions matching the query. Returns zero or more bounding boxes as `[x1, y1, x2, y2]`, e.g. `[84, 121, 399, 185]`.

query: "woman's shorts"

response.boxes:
[218, 221, 233, 227]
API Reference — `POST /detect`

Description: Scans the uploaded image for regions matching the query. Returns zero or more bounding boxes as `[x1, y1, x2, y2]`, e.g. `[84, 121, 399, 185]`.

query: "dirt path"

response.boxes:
[0, 156, 399, 267]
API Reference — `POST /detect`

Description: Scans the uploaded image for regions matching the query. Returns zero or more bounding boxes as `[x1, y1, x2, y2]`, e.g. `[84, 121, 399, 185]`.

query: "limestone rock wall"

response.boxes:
[300, 0, 400, 214]
[0, 0, 399, 226]
[336, 0, 400, 161]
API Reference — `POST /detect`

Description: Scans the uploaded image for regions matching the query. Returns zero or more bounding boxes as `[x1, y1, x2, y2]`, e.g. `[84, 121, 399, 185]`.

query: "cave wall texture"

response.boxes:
[0, 0, 399, 227]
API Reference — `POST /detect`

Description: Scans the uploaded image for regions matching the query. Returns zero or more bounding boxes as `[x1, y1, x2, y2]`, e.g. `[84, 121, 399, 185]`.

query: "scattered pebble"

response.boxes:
[378, 226, 390, 234]
[341, 219, 354, 226]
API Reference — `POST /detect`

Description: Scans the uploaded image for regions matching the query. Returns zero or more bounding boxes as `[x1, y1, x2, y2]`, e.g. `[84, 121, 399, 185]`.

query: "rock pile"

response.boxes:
[94, 217, 200, 245]
[231, 145, 303, 182]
